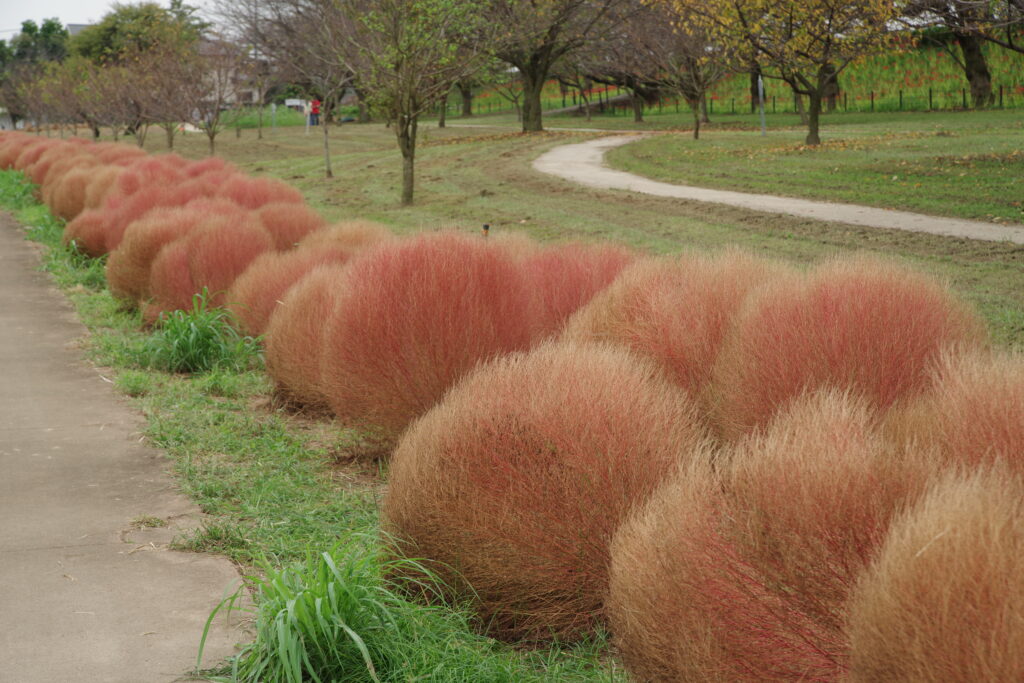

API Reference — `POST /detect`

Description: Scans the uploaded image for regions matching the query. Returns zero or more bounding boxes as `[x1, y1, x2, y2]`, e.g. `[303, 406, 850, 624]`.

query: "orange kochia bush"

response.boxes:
[565, 249, 787, 402]
[383, 340, 707, 642]
[607, 390, 935, 682]
[319, 231, 539, 439]
[847, 467, 1024, 681]
[708, 255, 987, 441]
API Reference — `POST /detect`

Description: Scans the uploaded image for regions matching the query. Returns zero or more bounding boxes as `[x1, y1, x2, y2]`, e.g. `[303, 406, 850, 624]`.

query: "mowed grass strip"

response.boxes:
[605, 109, 1024, 224]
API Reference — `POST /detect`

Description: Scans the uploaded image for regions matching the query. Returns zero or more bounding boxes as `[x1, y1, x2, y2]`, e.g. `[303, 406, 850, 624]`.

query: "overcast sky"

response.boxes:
[1, 0, 215, 39]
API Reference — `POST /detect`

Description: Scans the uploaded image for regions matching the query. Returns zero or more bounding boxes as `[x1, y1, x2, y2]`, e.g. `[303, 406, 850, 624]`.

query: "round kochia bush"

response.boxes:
[708, 255, 988, 441]
[564, 249, 786, 401]
[382, 340, 706, 642]
[847, 467, 1024, 682]
[606, 389, 934, 682]
[319, 231, 538, 439]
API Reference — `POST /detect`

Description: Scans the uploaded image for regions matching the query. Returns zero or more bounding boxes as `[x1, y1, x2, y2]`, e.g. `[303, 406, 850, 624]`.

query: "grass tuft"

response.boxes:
[144, 290, 263, 374]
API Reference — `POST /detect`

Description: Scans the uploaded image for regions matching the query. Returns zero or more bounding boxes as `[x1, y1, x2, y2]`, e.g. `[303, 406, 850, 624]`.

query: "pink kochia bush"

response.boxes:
[520, 241, 635, 336]
[264, 265, 352, 408]
[319, 231, 538, 439]
[847, 467, 1024, 681]
[383, 340, 707, 642]
[256, 202, 328, 250]
[606, 390, 934, 682]
[708, 255, 988, 441]
[227, 245, 355, 337]
[889, 349, 1024, 471]
[106, 199, 250, 303]
[564, 249, 786, 402]
[214, 175, 305, 209]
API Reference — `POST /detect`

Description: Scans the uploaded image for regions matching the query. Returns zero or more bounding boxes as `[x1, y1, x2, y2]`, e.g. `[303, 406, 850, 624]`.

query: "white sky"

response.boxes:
[0, 0, 215, 39]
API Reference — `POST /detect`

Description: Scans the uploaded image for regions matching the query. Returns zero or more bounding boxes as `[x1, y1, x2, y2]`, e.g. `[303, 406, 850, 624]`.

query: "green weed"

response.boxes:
[144, 290, 262, 374]
[116, 369, 155, 397]
[199, 539, 624, 683]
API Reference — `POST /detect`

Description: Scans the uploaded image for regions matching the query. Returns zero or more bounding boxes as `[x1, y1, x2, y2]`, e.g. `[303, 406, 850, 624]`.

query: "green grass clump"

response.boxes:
[144, 290, 262, 374]
[201, 540, 622, 683]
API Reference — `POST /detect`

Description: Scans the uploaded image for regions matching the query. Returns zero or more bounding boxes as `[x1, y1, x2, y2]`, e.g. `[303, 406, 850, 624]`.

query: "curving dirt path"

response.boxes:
[533, 135, 1024, 245]
[0, 213, 243, 682]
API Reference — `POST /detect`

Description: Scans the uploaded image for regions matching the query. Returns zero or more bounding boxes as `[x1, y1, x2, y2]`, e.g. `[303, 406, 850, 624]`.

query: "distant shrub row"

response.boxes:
[4, 130, 1022, 681]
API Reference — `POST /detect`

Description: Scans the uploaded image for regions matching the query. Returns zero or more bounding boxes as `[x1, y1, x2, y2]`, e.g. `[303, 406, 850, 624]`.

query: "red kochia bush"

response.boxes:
[82, 166, 125, 210]
[709, 255, 988, 441]
[145, 239, 196, 324]
[44, 161, 102, 220]
[226, 246, 355, 336]
[214, 175, 305, 209]
[889, 349, 1024, 471]
[607, 390, 935, 682]
[319, 231, 538, 438]
[296, 220, 394, 251]
[847, 467, 1024, 682]
[264, 265, 351, 407]
[256, 201, 328, 250]
[564, 249, 786, 401]
[0, 134, 36, 168]
[185, 216, 275, 309]
[383, 340, 707, 642]
[106, 199, 249, 303]
[27, 141, 88, 186]
[12, 138, 61, 171]
[521, 241, 634, 337]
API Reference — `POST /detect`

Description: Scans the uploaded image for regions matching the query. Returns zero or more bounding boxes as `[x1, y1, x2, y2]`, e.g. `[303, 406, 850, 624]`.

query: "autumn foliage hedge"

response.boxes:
[383, 340, 707, 641]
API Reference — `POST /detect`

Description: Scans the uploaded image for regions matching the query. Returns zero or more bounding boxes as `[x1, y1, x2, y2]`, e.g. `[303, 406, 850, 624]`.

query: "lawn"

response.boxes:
[604, 109, 1024, 224]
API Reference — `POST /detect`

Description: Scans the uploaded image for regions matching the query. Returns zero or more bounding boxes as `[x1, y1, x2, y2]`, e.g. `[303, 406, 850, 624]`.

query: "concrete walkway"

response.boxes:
[0, 213, 243, 682]
[534, 135, 1024, 245]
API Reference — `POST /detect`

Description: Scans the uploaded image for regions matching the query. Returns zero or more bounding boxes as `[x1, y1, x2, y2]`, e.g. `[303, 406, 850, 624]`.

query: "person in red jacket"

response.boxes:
[310, 99, 321, 126]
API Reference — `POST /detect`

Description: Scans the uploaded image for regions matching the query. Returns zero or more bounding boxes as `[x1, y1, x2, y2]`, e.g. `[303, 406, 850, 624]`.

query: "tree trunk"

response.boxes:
[321, 114, 333, 179]
[700, 96, 710, 124]
[208, 133, 216, 156]
[956, 32, 994, 107]
[805, 91, 823, 146]
[520, 66, 547, 133]
[164, 124, 175, 150]
[794, 89, 808, 125]
[690, 99, 701, 140]
[459, 81, 473, 116]
[92, 126, 100, 140]
[632, 93, 644, 122]
[356, 89, 370, 123]
[750, 66, 761, 113]
[396, 115, 418, 205]
[438, 94, 447, 128]
[257, 97, 264, 140]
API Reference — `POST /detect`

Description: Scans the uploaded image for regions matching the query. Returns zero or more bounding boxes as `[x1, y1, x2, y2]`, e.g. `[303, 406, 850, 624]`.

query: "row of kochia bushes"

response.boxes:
[3, 131, 1022, 681]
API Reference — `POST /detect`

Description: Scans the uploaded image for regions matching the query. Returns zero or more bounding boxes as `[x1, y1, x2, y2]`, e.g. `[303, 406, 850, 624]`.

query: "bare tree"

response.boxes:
[482, 0, 631, 132]
[183, 37, 247, 155]
[340, 0, 491, 204]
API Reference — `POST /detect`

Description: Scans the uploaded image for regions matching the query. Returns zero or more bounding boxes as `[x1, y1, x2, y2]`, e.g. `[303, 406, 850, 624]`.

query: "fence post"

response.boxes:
[732, 98, 735, 114]
[962, 88, 967, 108]
[899, 90, 903, 111]
[844, 92, 848, 111]
[709, 97, 713, 115]
[929, 88, 933, 110]
[871, 91, 874, 112]
[772, 95, 776, 113]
